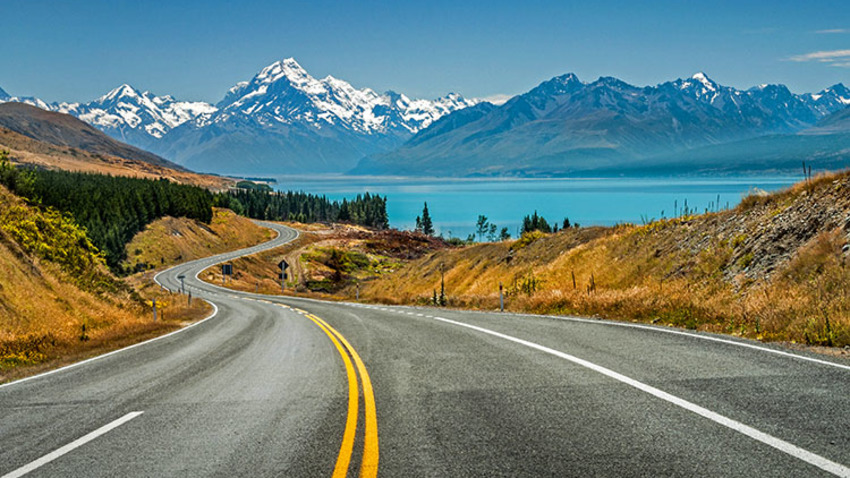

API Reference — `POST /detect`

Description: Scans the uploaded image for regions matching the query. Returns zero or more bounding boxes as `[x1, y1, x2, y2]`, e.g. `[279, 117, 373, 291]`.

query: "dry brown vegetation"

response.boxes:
[0, 185, 213, 383]
[123, 208, 274, 272]
[0, 127, 234, 190]
[200, 225, 448, 299]
[351, 171, 850, 350]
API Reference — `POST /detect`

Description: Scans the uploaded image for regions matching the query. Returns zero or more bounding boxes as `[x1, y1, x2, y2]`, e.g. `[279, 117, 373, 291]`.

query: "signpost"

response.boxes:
[177, 274, 186, 295]
[222, 264, 233, 284]
[278, 259, 289, 293]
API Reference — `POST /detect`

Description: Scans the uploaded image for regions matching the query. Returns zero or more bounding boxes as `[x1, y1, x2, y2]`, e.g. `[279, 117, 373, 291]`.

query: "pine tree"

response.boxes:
[421, 202, 434, 236]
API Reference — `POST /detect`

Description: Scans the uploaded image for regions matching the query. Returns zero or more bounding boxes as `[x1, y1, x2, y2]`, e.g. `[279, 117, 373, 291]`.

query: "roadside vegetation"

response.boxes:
[0, 154, 214, 270]
[356, 171, 850, 349]
[0, 183, 210, 383]
[202, 171, 850, 352]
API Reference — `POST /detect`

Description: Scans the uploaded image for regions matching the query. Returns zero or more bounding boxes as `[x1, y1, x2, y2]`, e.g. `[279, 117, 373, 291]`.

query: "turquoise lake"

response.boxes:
[271, 175, 799, 239]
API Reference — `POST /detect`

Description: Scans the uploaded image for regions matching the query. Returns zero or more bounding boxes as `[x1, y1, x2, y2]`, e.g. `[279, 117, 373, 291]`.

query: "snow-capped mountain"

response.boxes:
[54, 85, 217, 149]
[209, 58, 476, 135]
[3, 66, 850, 176]
[153, 58, 478, 173]
[354, 72, 850, 177]
[0, 58, 477, 174]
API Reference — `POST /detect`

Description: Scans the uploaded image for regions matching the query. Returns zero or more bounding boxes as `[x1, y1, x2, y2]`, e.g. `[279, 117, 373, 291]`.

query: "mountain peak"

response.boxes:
[101, 83, 141, 102]
[0, 86, 9, 101]
[256, 57, 311, 85]
[686, 72, 718, 92]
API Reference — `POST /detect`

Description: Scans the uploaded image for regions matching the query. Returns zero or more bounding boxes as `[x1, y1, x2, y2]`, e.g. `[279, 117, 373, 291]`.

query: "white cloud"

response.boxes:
[788, 49, 850, 67]
[476, 94, 512, 105]
[815, 29, 849, 34]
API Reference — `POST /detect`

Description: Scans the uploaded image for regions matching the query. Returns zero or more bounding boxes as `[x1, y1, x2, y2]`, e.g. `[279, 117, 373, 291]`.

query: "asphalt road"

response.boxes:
[2, 222, 849, 477]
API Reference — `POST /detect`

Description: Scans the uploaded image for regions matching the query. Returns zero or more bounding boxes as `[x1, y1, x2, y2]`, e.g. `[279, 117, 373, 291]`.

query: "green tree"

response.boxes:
[476, 215, 490, 241]
[421, 202, 434, 236]
[521, 211, 552, 234]
[499, 227, 511, 241]
[486, 223, 498, 242]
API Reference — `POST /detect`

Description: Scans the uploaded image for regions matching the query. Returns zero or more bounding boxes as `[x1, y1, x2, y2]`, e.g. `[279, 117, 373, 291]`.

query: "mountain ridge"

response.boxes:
[0, 58, 478, 174]
[352, 72, 850, 177]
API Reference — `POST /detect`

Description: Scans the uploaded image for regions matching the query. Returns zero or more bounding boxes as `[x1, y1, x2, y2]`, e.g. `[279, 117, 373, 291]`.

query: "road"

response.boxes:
[2, 221, 850, 477]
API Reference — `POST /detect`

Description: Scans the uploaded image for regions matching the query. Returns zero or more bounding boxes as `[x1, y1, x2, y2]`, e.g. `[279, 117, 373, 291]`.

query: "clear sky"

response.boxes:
[2, 0, 849, 104]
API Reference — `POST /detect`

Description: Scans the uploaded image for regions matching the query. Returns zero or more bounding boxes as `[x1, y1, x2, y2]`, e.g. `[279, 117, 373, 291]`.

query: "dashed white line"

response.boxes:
[1, 412, 144, 478]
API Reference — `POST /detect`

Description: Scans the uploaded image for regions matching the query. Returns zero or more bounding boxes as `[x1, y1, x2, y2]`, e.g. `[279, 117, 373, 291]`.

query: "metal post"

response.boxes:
[356, 283, 360, 301]
[188, 291, 192, 306]
[180, 277, 185, 295]
[152, 299, 157, 322]
[499, 282, 504, 312]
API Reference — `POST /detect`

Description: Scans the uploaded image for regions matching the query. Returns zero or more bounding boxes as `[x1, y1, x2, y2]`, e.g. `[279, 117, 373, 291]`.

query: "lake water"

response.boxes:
[271, 175, 798, 239]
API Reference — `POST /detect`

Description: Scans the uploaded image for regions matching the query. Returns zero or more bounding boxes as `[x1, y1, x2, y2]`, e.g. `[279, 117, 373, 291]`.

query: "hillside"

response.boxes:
[0, 102, 180, 169]
[350, 172, 850, 347]
[0, 185, 210, 383]
[123, 208, 274, 272]
[0, 126, 232, 189]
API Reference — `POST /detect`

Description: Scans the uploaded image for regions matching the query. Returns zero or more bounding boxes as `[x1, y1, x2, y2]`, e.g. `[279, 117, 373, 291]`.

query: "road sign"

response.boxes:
[278, 260, 289, 270]
[222, 264, 233, 275]
[278, 272, 287, 280]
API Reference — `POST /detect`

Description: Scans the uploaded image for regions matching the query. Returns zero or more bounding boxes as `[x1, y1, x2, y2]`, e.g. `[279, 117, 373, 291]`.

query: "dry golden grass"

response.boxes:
[123, 208, 274, 272]
[199, 224, 438, 301]
[0, 187, 257, 382]
[0, 226, 212, 383]
[356, 172, 850, 350]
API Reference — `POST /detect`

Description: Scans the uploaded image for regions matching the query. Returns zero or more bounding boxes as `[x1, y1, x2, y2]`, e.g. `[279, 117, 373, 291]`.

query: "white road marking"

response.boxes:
[430, 314, 850, 477]
[0, 303, 219, 390]
[1, 412, 144, 478]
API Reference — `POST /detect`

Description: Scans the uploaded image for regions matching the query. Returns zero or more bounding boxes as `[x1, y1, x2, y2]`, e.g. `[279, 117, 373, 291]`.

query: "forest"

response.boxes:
[214, 188, 389, 229]
[0, 157, 213, 270]
[0, 153, 390, 272]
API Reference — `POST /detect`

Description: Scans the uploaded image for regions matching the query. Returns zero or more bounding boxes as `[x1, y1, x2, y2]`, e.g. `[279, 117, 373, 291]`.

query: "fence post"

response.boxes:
[499, 282, 504, 312]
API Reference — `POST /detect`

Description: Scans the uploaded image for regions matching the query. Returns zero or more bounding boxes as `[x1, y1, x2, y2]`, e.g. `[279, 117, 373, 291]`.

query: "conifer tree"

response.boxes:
[421, 202, 434, 236]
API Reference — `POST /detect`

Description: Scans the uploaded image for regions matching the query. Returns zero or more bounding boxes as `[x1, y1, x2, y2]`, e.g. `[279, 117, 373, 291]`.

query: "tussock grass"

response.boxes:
[359, 170, 850, 349]
[122, 208, 273, 272]
[0, 185, 216, 382]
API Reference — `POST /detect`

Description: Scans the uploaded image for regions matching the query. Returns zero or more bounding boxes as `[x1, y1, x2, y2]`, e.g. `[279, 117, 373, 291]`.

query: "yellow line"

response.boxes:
[305, 314, 359, 478]
[310, 314, 380, 478]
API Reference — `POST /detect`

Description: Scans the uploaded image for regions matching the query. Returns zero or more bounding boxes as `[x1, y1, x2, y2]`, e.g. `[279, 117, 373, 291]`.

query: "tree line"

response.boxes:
[213, 188, 389, 229]
[0, 158, 213, 270]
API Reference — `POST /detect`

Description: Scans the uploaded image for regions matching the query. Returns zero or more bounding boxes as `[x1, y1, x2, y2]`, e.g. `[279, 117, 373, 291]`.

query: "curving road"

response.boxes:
[2, 221, 850, 477]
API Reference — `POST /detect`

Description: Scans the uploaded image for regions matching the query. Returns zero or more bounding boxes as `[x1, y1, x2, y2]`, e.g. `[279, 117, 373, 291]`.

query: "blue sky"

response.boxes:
[3, 0, 849, 103]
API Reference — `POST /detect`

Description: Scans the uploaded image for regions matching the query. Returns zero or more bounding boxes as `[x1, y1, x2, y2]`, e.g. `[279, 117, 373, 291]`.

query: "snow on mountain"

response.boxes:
[212, 58, 477, 135]
[57, 84, 217, 140]
[802, 83, 850, 116]
[353, 72, 850, 177]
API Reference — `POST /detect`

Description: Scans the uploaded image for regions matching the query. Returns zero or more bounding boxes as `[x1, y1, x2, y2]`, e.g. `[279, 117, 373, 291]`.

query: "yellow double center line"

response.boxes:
[299, 309, 379, 478]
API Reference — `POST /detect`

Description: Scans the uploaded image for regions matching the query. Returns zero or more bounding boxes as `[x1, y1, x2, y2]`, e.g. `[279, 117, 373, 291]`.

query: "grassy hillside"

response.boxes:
[356, 172, 850, 348]
[0, 185, 210, 383]
[123, 208, 274, 272]
[198, 225, 446, 297]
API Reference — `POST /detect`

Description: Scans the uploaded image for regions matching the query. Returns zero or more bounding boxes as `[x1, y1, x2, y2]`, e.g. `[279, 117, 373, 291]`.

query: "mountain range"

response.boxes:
[0, 58, 477, 174]
[3, 61, 850, 177]
[353, 73, 850, 176]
